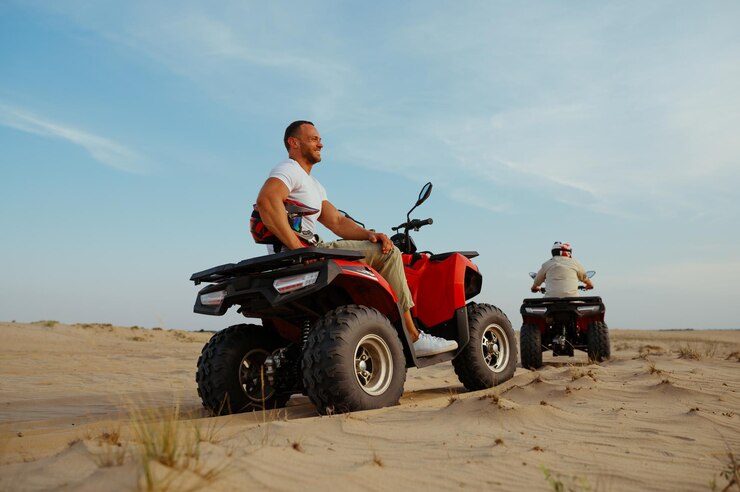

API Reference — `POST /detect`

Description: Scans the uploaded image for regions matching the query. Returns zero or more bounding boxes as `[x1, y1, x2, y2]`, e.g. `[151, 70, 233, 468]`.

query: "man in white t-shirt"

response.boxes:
[254, 120, 457, 357]
[531, 242, 593, 297]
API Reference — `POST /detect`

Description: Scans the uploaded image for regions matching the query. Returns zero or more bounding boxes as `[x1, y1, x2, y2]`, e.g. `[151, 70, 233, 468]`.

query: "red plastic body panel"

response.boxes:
[332, 260, 400, 322]
[333, 260, 397, 302]
[403, 253, 478, 327]
[264, 259, 400, 343]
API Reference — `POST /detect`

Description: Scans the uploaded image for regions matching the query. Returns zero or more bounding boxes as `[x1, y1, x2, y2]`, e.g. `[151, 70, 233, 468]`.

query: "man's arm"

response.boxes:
[318, 200, 392, 253]
[255, 178, 305, 250]
[531, 266, 547, 292]
[575, 261, 594, 290]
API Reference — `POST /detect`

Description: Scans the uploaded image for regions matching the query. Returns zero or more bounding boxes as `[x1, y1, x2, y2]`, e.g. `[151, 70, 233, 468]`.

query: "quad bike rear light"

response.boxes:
[200, 290, 227, 306]
[524, 306, 548, 314]
[273, 271, 319, 294]
[576, 306, 600, 313]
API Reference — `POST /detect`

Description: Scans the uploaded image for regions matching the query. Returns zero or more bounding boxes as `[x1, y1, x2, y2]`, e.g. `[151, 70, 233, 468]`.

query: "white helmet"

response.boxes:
[551, 241, 572, 257]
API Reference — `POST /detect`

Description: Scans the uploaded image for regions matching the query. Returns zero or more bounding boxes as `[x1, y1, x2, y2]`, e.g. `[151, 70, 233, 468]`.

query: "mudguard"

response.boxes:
[403, 251, 482, 328]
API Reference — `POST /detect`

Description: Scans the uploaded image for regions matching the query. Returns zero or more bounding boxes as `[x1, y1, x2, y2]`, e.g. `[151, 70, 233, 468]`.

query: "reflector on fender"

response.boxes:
[524, 307, 547, 314]
[200, 290, 227, 306]
[273, 271, 319, 294]
[576, 305, 600, 313]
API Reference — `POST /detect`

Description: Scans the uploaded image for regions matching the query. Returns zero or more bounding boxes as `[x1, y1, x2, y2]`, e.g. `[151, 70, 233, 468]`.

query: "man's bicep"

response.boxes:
[257, 177, 290, 203]
[318, 200, 341, 230]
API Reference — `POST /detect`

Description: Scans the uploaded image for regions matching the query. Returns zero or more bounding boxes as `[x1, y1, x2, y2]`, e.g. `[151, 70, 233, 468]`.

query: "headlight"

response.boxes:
[524, 307, 548, 314]
[576, 306, 600, 313]
[273, 271, 319, 294]
[200, 290, 227, 306]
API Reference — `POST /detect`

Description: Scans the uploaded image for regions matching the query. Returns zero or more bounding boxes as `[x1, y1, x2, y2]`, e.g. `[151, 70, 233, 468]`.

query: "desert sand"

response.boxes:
[1, 321, 738, 491]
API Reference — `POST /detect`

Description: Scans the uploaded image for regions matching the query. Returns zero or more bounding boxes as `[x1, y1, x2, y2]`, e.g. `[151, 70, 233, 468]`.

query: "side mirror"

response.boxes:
[528, 272, 536, 279]
[406, 182, 433, 222]
[416, 182, 432, 207]
[586, 270, 596, 278]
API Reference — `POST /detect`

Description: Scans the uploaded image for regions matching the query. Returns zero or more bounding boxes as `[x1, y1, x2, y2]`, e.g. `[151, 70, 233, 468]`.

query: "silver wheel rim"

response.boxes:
[354, 334, 393, 396]
[239, 348, 274, 403]
[481, 323, 509, 372]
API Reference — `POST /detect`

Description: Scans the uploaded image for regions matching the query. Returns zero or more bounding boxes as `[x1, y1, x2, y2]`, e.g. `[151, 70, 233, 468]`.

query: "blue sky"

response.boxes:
[1, 1, 738, 331]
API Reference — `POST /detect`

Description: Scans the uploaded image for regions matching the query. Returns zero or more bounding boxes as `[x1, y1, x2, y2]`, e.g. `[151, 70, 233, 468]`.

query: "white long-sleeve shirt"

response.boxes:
[533, 256, 588, 298]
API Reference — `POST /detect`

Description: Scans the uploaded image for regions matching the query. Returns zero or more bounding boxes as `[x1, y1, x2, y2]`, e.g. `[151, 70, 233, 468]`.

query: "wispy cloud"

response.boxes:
[0, 104, 148, 174]
[446, 187, 509, 214]
[42, 3, 356, 121]
[147, 12, 356, 120]
[160, 13, 349, 75]
[350, 3, 740, 220]
[24, 2, 739, 220]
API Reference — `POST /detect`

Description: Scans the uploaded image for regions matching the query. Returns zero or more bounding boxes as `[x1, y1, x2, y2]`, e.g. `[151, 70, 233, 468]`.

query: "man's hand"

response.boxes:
[584, 280, 594, 290]
[368, 231, 393, 254]
[531, 285, 540, 293]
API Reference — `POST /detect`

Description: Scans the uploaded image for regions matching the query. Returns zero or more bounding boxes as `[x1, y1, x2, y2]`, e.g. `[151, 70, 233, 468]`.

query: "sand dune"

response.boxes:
[1, 321, 738, 491]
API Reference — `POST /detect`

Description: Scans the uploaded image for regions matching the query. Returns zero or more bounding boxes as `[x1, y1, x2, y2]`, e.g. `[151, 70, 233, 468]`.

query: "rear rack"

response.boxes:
[190, 247, 365, 285]
[522, 296, 603, 305]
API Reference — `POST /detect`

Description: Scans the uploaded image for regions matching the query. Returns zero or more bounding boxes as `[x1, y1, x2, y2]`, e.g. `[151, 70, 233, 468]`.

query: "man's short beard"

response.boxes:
[304, 149, 321, 164]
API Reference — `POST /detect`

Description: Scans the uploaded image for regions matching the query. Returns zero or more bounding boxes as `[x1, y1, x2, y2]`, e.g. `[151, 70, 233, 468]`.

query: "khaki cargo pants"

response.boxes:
[319, 240, 414, 313]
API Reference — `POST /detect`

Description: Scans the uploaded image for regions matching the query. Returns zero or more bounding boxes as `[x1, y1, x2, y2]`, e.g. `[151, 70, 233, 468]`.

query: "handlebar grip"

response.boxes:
[411, 218, 433, 228]
[393, 218, 434, 231]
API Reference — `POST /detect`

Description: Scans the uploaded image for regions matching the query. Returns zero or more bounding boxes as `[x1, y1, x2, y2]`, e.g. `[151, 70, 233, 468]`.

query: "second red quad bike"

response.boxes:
[191, 182, 517, 415]
[520, 271, 610, 369]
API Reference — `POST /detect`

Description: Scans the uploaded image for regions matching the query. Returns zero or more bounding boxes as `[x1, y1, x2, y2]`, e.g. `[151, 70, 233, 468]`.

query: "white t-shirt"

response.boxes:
[268, 159, 327, 235]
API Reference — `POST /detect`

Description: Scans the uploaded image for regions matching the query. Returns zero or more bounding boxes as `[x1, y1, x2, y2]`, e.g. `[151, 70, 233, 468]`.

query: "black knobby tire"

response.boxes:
[520, 323, 543, 369]
[587, 321, 610, 363]
[452, 303, 518, 391]
[196, 324, 291, 415]
[301, 305, 406, 415]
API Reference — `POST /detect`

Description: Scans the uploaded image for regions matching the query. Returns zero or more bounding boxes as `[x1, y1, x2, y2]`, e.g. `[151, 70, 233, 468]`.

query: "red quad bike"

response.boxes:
[519, 271, 610, 369]
[190, 182, 517, 415]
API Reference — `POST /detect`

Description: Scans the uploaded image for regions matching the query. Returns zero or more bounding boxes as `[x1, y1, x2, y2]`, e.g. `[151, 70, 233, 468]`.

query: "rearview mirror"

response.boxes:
[406, 182, 433, 221]
[416, 182, 432, 206]
[528, 272, 536, 279]
[586, 270, 596, 278]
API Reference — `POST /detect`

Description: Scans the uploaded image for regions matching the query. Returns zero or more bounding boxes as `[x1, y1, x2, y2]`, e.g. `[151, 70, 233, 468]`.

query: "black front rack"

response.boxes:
[190, 247, 365, 285]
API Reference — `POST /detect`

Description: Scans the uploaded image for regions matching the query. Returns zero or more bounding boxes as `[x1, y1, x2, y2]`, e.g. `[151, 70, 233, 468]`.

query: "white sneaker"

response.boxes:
[413, 331, 458, 357]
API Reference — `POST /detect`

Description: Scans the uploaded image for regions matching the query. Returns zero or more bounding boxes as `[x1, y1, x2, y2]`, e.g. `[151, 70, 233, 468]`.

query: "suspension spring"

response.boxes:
[302, 320, 311, 348]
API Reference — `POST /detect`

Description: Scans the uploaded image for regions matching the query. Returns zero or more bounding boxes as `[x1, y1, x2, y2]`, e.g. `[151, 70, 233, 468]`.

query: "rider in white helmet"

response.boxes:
[531, 242, 593, 297]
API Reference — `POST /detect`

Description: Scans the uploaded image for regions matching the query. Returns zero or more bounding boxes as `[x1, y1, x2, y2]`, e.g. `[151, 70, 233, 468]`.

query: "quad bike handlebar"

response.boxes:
[392, 217, 433, 232]
[529, 270, 596, 294]
[535, 285, 590, 294]
[389, 183, 435, 254]
[337, 183, 434, 255]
